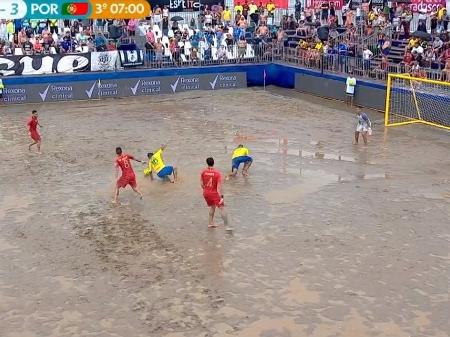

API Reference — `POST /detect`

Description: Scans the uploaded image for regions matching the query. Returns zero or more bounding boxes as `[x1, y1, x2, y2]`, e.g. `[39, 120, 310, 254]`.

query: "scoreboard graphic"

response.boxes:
[0, 0, 151, 19]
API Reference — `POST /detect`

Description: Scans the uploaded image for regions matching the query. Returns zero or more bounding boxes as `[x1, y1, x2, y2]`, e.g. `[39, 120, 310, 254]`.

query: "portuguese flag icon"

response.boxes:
[62, 2, 89, 16]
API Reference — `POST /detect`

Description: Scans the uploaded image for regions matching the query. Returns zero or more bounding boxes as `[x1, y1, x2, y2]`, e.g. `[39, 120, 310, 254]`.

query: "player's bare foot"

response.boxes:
[208, 223, 218, 228]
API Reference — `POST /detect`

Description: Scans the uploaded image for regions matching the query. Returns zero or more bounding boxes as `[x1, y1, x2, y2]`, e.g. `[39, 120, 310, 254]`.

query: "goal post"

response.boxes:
[385, 73, 450, 131]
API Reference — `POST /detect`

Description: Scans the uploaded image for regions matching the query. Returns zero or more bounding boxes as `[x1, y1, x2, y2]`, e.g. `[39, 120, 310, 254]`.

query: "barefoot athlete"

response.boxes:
[201, 157, 228, 228]
[144, 144, 178, 183]
[114, 147, 144, 203]
[355, 108, 372, 145]
[27, 110, 42, 154]
[228, 144, 253, 178]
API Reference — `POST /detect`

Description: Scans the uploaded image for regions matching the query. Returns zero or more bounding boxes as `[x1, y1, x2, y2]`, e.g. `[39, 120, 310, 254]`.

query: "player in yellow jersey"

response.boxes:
[227, 144, 253, 178]
[144, 144, 177, 183]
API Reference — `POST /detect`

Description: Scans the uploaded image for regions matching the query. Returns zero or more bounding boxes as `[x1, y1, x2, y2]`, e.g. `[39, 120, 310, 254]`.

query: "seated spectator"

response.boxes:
[181, 28, 189, 42]
[296, 21, 309, 36]
[411, 61, 427, 78]
[42, 34, 54, 54]
[217, 45, 227, 60]
[95, 32, 107, 51]
[18, 28, 27, 46]
[106, 40, 116, 51]
[439, 44, 450, 69]
[60, 33, 74, 53]
[412, 42, 425, 56]
[256, 23, 269, 39]
[432, 37, 443, 55]
[190, 48, 199, 63]
[87, 37, 95, 52]
[441, 58, 450, 82]
[381, 39, 391, 56]
[422, 46, 435, 68]
[22, 37, 34, 55]
[5, 42, 13, 55]
[34, 36, 43, 54]
[402, 48, 415, 72]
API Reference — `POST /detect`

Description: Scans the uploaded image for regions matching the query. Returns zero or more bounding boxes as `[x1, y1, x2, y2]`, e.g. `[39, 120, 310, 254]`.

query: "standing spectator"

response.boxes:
[329, 2, 336, 18]
[204, 11, 213, 28]
[437, 5, 446, 33]
[321, 1, 329, 25]
[162, 5, 169, 20]
[235, 2, 243, 16]
[266, 0, 276, 25]
[345, 9, 354, 28]
[145, 39, 154, 63]
[237, 36, 247, 62]
[223, 6, 232, 26]
[154, 38, 164, 66]
[346, 71, 356, 106]
[162, 16, 169, 36]
[430, 11, 438, 35]
[0, 20, 7, 41]
[250, 1, 259, 24]
[418, 8, 427, 28]
[401, 9, 412, 40]
[127, 19, 138, 36]
[0, 78, 4, 100]
[169, 38, 180, 66]
[6, 20, 14, 41]
[242, 1, 250, 20]
[362, 45, 373, 76]
[153, 6, 162, 29]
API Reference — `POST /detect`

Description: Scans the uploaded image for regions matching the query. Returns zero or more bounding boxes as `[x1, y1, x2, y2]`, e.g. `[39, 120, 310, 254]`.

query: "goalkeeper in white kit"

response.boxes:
[355, 108, 372, 145]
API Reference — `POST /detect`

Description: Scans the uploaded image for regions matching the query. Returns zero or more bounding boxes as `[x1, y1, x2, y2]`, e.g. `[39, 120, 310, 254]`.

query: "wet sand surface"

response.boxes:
[0, 87, 449, 337]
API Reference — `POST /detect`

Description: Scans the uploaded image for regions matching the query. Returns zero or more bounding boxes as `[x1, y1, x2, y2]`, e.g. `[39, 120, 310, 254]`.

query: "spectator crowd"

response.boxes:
[0, 1, 449, 81]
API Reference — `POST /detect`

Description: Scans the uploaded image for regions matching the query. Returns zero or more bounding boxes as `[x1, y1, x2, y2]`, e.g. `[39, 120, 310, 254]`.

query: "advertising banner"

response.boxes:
[307, 0, 344, 10]
[0, 53, 90, 77]
[91, 51, 118, 72]
[2, 72, 247, 104]
[233, 0, 288, 10]
[410, 0, 446, 12]
[119, 50, 145, 67]
[149, 0, 224, 11]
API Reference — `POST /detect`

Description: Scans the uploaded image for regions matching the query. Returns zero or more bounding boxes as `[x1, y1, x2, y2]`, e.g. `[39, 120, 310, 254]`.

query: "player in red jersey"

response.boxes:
[114, 147, 144, 204]
[27, 110, 42, 154]
[200, 157, 228, 228]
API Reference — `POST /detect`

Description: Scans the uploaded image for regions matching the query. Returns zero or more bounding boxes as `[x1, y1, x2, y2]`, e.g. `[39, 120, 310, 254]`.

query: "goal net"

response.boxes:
[385, 73, 450, 131]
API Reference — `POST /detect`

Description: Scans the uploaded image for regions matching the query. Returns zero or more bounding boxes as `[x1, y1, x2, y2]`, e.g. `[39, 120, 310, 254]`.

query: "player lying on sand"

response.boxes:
[144, 144, 178, 183]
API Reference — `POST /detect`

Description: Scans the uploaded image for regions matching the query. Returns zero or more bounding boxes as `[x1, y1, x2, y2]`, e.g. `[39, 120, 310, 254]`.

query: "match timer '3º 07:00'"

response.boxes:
[0, 0, 151, 19]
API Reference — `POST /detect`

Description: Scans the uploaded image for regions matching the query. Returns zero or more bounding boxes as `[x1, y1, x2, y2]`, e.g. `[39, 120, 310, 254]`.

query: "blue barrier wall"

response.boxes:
[1, 63, 388, 110]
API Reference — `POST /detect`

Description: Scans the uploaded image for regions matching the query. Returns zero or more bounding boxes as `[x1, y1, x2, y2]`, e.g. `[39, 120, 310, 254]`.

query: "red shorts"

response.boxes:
[203, 192, 224, 207]
[30, 132, 41, 142]
[117, 175, 137, 189]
